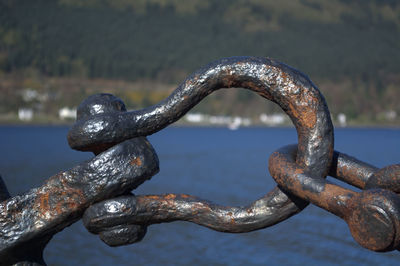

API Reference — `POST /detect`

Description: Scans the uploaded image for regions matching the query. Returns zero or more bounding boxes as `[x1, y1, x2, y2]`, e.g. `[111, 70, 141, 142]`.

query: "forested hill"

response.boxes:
[0, 0, 399, 124]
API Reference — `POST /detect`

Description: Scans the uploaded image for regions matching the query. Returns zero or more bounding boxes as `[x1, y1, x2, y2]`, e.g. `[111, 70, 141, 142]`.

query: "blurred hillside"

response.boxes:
[0, 0, 399, 125]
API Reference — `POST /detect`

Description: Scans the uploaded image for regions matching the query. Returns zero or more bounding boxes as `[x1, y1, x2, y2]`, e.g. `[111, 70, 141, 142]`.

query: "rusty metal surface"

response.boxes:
[329, 150, 400, 194]
[83, 144, 400, 252]
[83, 189, 306, 236]
[329, 150, 378, 189]
[269, 144, 400, 251]
[68, 56, 334, 251]
[1, 56, 399, 265]
[0, 134, 159, 264]
[68, 55, 334, 238]
[68, 57, 334, 172]
[366, 165, 400, 192]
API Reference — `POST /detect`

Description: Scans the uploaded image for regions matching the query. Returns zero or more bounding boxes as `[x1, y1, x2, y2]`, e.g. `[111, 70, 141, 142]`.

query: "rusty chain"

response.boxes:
[0, 56, 399, 265]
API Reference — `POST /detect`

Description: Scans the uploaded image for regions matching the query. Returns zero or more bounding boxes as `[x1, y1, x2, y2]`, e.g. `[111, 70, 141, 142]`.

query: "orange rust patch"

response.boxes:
[280, 71, 288, 82]
[38, 192, 50, 212]
[165, 194, 176, 200]
[34, 185, 85, 219]
[318, 184, 356, 215]
[181, 194, 190, 198]
[301, 109, 317, 129]
[145, 195, 160, 200]
[286, 99, 317, 129]
[294, 168, 304, 175]
[130, 157, 142, 166]
[338, 165, 365, 189]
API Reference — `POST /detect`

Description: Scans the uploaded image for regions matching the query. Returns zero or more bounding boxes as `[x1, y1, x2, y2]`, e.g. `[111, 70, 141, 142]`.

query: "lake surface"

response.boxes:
[1, 126, 400, 265]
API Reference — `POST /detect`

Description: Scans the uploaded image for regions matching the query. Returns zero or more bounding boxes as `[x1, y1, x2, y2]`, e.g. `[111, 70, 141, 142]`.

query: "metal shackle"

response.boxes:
[0, 94, 159, 265]
[77, 56, 334, 244]
[269, 145, 400, 251]
[329, 151, 400, 193]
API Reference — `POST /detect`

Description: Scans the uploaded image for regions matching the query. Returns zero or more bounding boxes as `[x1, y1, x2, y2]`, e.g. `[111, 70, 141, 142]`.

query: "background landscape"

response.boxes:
[1, 0, 399, 126]
[1, 2, 400, 264]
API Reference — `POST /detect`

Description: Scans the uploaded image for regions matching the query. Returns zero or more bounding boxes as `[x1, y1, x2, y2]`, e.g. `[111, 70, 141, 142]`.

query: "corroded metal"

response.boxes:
[0, 96, 159, 265]
[79, 56, 400, 253]
[329, 150, 400, 193]
[269, 145, 400, 251]
[366, 165, 400, 192]
[83, 189, 306, 238]
[329, 150, 379, 189]
[68, 57, 334, 176]
[69, 56, 334, 239]
[73, 57, 332, 248]
[1, 56, 399, 265]
[83, 148, 400, 251]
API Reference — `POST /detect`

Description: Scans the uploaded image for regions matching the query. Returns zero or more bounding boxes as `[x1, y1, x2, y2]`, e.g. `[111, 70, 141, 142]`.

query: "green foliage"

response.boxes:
[0, 0, 399, 124]
[1, 0, 399, 81]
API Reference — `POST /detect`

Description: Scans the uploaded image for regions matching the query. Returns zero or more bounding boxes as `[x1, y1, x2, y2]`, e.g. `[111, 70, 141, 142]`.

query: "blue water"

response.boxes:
[1, 126, 400, 265]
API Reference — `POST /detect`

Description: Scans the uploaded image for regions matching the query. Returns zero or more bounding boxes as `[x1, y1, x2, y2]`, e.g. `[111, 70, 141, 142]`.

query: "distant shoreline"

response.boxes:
[1, 121, 399, 129]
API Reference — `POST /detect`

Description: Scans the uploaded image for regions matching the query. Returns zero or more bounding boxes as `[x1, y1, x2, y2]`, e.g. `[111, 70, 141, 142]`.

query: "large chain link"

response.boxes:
[0, 56, 399, 265]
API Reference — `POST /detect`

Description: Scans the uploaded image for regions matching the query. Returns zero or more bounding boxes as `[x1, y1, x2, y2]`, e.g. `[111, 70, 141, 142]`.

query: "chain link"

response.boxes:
[0, 56, 399, 265]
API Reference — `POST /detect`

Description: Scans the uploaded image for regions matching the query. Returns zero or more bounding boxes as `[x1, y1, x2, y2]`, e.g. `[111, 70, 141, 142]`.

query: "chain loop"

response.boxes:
[269, 145, 400, 251]
[78, 56, 334, 246]
[1, 56, 399, 265]
[0, 94, 159, 265]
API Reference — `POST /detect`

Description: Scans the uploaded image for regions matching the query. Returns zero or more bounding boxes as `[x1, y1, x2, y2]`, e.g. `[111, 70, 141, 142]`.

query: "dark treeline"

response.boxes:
[0, 0, 399, 124]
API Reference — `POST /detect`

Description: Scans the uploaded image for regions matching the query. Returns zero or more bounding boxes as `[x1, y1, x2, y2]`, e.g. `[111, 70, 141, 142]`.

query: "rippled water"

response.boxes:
[1, 126, 400, 265]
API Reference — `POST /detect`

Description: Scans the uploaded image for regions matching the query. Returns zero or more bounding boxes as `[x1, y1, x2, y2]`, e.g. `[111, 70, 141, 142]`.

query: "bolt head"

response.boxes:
[347, 189, 400, 251]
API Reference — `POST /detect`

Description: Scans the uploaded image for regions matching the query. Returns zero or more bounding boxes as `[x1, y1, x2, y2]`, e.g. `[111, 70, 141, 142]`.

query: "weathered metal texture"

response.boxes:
[2, 55, 398, 265]
[83, 189, 306, 241]
[82, 151, 400, 251]
[82, 135, 400, 251]
[329, 151, 400, 193]
[366, 165, 400, 192]
[269, 145, 400, 251]
[329, 151, 378, 189]
[76, 57, 334, 247]
[69, 56, 334, 234]
[0, 137, 159, 265]
[68, 57, 334, 174]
